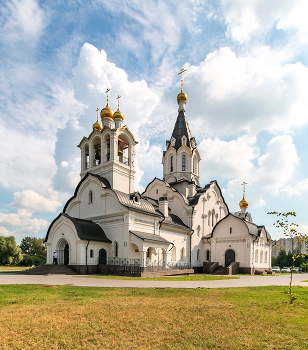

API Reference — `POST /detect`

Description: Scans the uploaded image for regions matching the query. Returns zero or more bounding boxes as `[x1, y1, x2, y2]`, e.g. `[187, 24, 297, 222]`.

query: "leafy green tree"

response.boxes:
[268, 211, 308, 304]
[19, 236, 46, 266]
[300, 262, 308, 272]
[20, 237, 46, 259]
[0, 236, 23, 266]
[272, 256, 278, 266]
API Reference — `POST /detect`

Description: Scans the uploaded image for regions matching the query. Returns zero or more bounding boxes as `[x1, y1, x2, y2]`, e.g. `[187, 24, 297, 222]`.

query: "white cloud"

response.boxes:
[0, 0, 47, 42]
[283, 178, 308, 196]
[182, 46, 308, 137]
[0, 209, 49, 237]
[12, 190, 62, 212]
[221, 0, 308, 44]
[53, 158, 81, 196]
[200, 134, 299, 208]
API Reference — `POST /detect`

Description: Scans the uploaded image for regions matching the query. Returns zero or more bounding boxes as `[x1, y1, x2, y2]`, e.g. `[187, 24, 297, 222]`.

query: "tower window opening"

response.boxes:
[170, 156, 173, 172]
[182, 155, 186, 171]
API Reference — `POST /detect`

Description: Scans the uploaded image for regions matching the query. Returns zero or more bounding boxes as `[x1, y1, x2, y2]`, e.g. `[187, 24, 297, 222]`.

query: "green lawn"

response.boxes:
[0, 285, 307, 349]
[0, 266, 32, 271]
[76, 274, 239, 281]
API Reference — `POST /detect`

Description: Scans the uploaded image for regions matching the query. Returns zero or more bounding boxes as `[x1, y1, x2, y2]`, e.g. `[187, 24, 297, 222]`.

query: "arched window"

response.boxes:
[208, 211, 211, 226]
[156, 189, 158, 194]
[230, 227, 232, 234]
[146, 248, 150, 258]
[180, 247, 185, 260]
[182, 155, 186, 171]
[196, 249, 200, 261]
[260, 250, 263, 263]
[89, 190, 93, 204]
[212, 210, 215, 227]
[206, 249, 210, 261]
[255, 249, 258, 263]
[90, 249, 93, 258]
[172, 246, 176, 261]
[115, 241, 119, 258]
[170, 156, 174, 172]
[264, 251, 268, 263]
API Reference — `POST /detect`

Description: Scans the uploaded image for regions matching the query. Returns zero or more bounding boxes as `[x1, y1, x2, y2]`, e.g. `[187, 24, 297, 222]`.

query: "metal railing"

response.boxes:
[107, 257, 141, 266]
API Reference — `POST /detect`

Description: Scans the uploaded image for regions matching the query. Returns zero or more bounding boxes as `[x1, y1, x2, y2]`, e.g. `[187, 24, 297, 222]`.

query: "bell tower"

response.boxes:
[78, 89, 137, 194]
[162, 68, 201, 190]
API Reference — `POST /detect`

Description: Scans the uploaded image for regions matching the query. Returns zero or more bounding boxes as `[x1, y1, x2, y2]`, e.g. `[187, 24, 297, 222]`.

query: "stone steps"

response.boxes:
[210, 265, 228, 275]
[19, 265, 77, 275]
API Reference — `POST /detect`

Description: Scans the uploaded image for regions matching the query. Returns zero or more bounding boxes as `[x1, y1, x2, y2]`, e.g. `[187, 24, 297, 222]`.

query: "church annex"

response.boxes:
[45, 73, 273, 275]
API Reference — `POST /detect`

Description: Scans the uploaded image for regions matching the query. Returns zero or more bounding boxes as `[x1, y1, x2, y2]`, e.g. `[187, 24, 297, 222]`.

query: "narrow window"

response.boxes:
[197, 225, 200, 237]
[212, 210, 215, 227]
[89, 190, 93, 204]
[197, 249, 200, 261]
[208, 211, 211, 226]
[156, 189, 158, 194]
[115, 242, 119, 257]
[90, 249, 93, 258]
[230, 227, 232, 234]
[264, 251, 268, 263]
[172, 246, 176, 261]
[182, 155, 186, 171]
[206, 249, 210, 261]
[180, 248, 185, 260]
[260, 250, 263, 263]
[170, 156, 173, 172]
[147, 248, 150, 258]
[255, 249, 258, 263]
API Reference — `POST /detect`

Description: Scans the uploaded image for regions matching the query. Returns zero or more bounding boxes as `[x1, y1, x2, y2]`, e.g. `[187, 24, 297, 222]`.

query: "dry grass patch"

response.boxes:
[0, 285, 307, 349]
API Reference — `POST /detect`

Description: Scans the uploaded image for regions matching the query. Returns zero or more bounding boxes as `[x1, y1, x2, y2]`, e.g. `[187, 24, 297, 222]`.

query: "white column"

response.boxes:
[81, 148, 86, 172]
[89, 144, 94, 168]
[110, 132, 117, 161]
[140, 251, 147, 267]
[100, 138, 104, 164]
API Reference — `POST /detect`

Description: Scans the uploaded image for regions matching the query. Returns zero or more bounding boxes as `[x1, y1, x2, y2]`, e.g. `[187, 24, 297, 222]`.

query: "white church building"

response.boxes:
[44, 78, 273, 275]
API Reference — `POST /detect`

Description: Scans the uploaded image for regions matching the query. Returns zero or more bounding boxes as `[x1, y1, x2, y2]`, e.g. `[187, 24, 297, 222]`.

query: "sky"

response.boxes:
[1, 0, 308, 243]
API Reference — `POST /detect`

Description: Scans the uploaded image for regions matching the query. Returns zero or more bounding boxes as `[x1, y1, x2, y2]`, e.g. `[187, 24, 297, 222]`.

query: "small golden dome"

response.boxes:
[239, 197, 249, 208]
[113, 108, 124, 120]
[177, 91, 187, 103]
[100, 104, 114, 120]
[93, 120, 103, 131]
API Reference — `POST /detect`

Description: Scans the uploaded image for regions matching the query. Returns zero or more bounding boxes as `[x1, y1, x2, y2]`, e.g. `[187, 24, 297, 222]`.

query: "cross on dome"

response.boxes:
[178, 67, 187, 92]
[116, 95, 121, 109]
[105, 88, 110, 105]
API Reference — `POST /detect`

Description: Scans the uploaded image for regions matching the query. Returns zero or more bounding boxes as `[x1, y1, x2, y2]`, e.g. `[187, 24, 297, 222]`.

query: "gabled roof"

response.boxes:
[162, 214, 192, 231]
[44, 213, 112, 243]
[206, 213, 273, 242]
[113, 190, 161, 217]
[130, 230, 172, 245]
[170, 110, 194, 151]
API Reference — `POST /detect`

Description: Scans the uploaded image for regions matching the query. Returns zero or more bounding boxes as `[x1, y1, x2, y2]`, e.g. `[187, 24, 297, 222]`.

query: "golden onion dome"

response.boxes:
[113, 108, 124, 120]
[100, 104, 114, 120]
[239, 197, 249, 208]
[92, 120, 103, 131]
[177, 91, 188, 103]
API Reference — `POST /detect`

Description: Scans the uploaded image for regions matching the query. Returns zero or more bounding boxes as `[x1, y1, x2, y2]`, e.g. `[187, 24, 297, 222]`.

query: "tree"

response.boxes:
[268, 211, 308, 304]
[19, 236, 46, 266]
[0, 236, 23, 266]
[20, 237, 46, 259]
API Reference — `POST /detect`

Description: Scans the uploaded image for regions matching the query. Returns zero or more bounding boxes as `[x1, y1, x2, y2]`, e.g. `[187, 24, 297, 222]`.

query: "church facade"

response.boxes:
[44, 80, 273, 275]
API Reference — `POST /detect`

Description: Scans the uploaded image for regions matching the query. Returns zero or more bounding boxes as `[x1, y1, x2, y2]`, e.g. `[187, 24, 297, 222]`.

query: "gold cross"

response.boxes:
[105, 88, 110, 105]
[241, 181, 248, 197]
[96, 107, 99, 121]
[178, 67, 187, 92]
[116, 95, 121, 109]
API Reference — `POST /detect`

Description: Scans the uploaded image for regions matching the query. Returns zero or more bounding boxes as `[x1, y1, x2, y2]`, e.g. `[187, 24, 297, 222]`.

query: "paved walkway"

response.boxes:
[0, 273, 307, 288]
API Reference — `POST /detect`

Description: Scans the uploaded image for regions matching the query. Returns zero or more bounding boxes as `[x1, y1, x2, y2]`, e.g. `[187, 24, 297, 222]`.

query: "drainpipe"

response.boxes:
[252, 235, 258, 275]
[86, 240, 90, 275]
[189, 206, 195, 265]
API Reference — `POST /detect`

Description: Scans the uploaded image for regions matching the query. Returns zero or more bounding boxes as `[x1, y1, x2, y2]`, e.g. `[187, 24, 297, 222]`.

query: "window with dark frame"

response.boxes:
[170, 156, 173, 172]
[182, 155, 186, 171]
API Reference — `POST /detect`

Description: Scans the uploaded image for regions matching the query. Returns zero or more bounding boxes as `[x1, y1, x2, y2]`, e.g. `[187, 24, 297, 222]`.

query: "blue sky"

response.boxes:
[1, 0, 308, 243]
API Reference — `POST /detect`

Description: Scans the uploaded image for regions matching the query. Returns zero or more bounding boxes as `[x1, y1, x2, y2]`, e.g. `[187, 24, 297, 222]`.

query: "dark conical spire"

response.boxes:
[170, 110, 193, 151]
